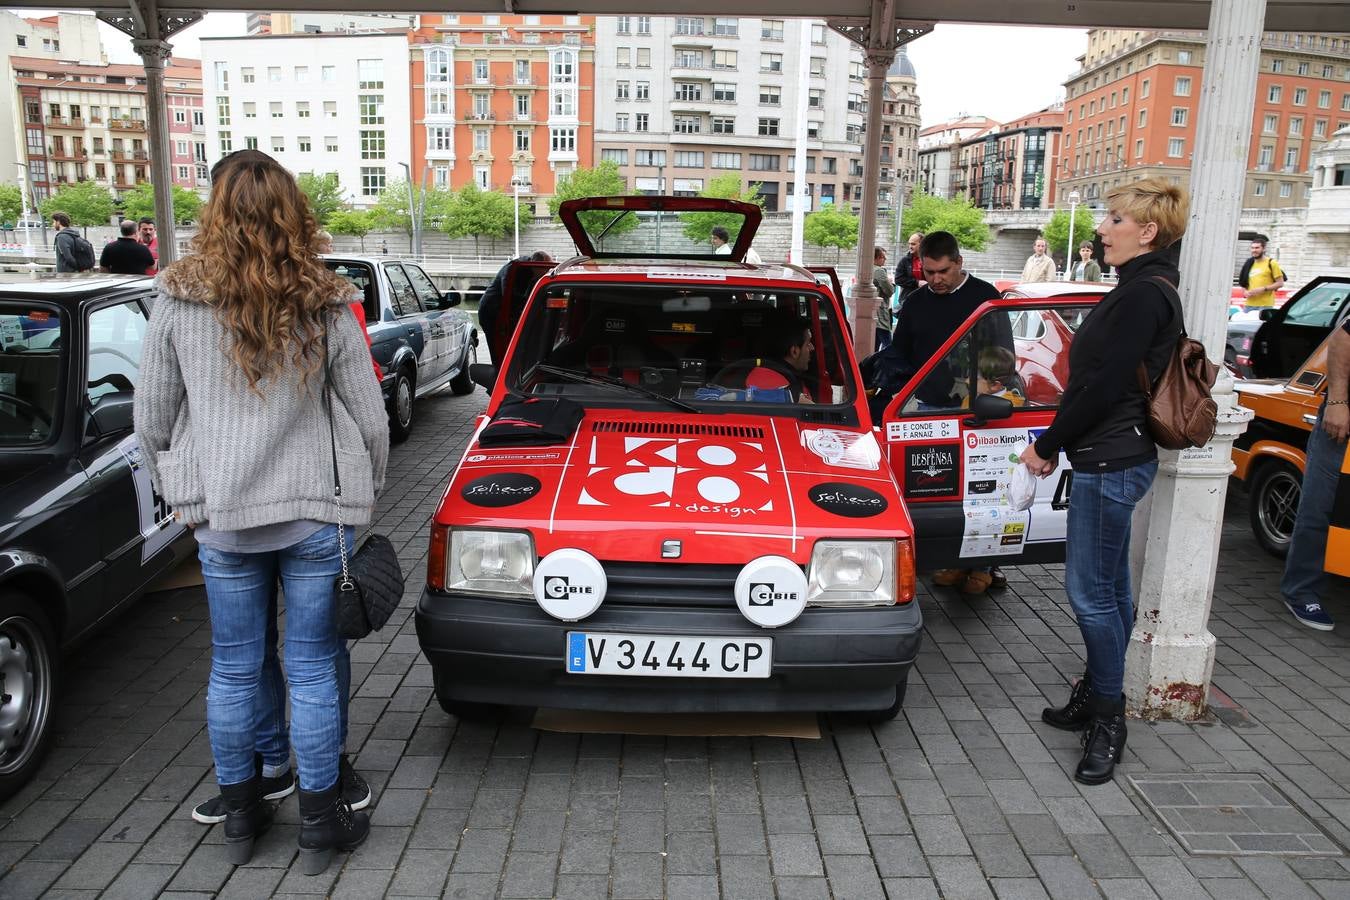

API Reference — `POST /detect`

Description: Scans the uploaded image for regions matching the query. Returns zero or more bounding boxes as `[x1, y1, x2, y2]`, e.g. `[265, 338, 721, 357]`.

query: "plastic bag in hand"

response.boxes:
[1008, 463, 1038, 512]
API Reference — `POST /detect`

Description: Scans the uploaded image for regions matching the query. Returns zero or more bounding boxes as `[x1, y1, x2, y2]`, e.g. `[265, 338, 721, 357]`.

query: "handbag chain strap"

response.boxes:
[322, 320, 354, 588]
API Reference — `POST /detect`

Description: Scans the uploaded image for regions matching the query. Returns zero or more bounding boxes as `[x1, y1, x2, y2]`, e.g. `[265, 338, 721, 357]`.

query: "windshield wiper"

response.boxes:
[534, 364, 701, 414]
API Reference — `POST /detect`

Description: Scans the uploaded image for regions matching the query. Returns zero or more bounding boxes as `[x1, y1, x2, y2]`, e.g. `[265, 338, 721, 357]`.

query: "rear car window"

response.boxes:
[0, 306, 63, 445]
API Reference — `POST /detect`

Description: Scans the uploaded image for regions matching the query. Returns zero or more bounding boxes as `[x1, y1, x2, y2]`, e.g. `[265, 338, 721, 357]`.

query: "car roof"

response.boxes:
[0, 275, 151, 306]
[322, 254, 418, 267]
[549, 257, 822, 288]
[1000, 280, 1113, 299]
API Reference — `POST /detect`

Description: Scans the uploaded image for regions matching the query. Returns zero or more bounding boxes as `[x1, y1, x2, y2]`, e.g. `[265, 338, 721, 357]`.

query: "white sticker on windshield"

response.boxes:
[801, 429, 880, 471]
[887, 419, 959, 443]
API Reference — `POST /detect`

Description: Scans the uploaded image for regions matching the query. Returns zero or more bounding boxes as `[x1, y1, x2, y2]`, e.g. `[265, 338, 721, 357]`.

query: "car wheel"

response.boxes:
[1249, 460, 1301, 558]
[388, 367, 415, 444]
[449, 346, 476, 397]
[0, 592, 58, 802]
[434, 670, 501, 721]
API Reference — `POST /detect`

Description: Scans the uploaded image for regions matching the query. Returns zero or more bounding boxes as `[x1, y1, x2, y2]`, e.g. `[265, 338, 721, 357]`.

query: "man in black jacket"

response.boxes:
[99, 219, 156, 275]
[893, 231, 924, 310]
[478, 250, 553, 367]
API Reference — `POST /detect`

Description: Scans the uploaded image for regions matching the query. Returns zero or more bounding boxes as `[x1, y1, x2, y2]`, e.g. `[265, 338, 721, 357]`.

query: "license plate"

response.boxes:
[565, 632, 772, 679]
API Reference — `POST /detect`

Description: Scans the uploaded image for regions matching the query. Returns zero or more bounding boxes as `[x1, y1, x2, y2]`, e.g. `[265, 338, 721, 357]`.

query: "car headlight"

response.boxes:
[806, 540, 895, 606]
[446, 529, 535, 597]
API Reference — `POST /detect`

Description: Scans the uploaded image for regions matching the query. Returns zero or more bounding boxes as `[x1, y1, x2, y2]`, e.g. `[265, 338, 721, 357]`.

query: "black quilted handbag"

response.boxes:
[324, 326, 405, 640]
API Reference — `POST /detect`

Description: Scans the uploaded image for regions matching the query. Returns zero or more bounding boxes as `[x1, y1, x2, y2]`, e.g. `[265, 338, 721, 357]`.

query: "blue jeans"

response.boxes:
[200, 525, 349, 792]
[255, 583, 352, 770]
[1281, 409, 1347, 608]
[1065, 460, 1159, 699]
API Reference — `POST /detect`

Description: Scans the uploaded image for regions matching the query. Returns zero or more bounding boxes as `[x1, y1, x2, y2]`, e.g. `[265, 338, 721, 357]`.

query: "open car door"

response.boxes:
[488, 259, 557, 371]
[881, 298, 1099, 571]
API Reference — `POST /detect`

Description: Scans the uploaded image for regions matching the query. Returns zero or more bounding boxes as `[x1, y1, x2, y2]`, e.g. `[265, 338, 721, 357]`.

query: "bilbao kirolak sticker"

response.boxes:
[807, 482, 888, 518]
[460, 472, 541, 507]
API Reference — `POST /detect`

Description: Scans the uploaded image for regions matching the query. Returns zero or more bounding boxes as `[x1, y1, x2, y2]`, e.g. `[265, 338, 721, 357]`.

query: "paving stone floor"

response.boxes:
[2, 388, 1350, 899]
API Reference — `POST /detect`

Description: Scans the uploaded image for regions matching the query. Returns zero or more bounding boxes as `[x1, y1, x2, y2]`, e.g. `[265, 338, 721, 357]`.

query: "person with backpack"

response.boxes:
[51, 212, 95, 273]
[1237, 237, 1285, 308]
[1018, 178, 1188, 787]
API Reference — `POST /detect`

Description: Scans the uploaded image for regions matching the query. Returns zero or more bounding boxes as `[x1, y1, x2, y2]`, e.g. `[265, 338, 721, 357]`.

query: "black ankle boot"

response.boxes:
[219, 776, 273, 865]
[298, 782, 370, 875]
[1075, 693, 1127, 785]
[1041, 673, 1093, 731]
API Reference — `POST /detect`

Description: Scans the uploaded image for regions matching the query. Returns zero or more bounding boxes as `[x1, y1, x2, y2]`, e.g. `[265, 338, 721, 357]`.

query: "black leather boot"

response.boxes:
[1075, 693, 1128, 785]
[1041, 673, 1093, 731]
[219, 776, 273, 865]
[298, 782, 370, 875]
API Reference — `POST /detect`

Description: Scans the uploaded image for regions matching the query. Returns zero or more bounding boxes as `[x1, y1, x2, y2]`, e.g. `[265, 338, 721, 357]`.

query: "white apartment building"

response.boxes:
[3, 11, 104, 191]
[201, 33, 411, 208]
[593, 16, 868, 212]
[247, 12, 416, 36]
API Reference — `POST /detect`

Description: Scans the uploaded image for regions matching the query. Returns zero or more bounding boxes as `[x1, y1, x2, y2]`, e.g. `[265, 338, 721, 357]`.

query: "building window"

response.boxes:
[758, 118, 779, 137]
[245, 137, 258, 150]
[1285, 146, 1299, 168]
[1138, 109, 1147, 128]
[553, 92, 575, 116]
[711, 116, 734, 134]
[616, 81, 629, 100]
[1268, 84, 1283, 103]
[601, 148, 628, 165]
[1171, 107, 1188, 127]
[615, 16, 630, 34]
[553, 50, 576, 82]
[325, 136, 338, 152]
[1263, 113, 1278, 133]
[516, 94, 530, 119]
[550, 128, 577, 153]
[675, 151, 704, 167]
[615, 113, 629, 132]
[427, 126, 452, 151]
[637, 16, 651, 34]
[360, 167, 385, 197]
[473, 59, 489, 83]
[271, 136, 285, 153]
[674, 115, 701, 134]
[676, 16, 704, 36]
[616, 47, 630, 67]
[1177, 49, 1192, 64]
[675, 82, 703, 102]
[807, 121, 821, 139]
[1254, 180, 1268, 196]
[749, 153, 779, 171]
[675, 50, 704, 68]
[174, 110, 187, 125]
[322, 66, 335, 82]
[268, 66, 281, 83]
[1174, 76, 1191, 96]
[761, 19, 783, 40]
[1135, 139, 1143, 158]
[636, 48, 651, 68]
[713, 50, 737, 69]
[474, 166, 489, 189]
[360, 131, 385, 160]
[215, 62, 229, 91]
[193, 110, 204, 127]
[357, 95, 384, 125]
[324, 101, 337, 119]
[270, 102, 283, 119]
[298, 137, 311, 152]
[1296, 61, 1309, 75]
[1279, 182, 1292, 198]
[243, 102, 256, 119]
[713, 18, 738, 37]
[636, 113, 649, 132]
[713, 82, 736, 102]
[1293, 87, 1307, 106]
[242, 67, 255, 83]
[1320, 90, 1332, 109]
[1167, 137, 1184, 157]
[1141, 78, 1150, 99]
[515, 129, 530, 152]
[358, 59, 383, 90]
[1314, 119, 1328, 138]
[426, 87, 450, 116]
[474, 129, 489, 152]
[217, 97, 230, 126]
[1271, 58, 1284, 73]
[219, 132, 232, 154]
[1258, 145, 1274, 167]
[810, 57, 825, 77]
[712, 152, 741, 169]
[761, 53, 782, 73]
[176, 140, 188, 155]
[1290, 116, 1304, 136]
[296, 66, 309, 83]
[635, 149, 665, 167]
[434, 166, 449, 188]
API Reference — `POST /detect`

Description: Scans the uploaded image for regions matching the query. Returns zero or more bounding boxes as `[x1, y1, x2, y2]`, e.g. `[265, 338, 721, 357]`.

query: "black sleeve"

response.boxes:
[894, 254, 919, 292]
[1237, 258, 1253, 289]
[888, 297, 919, 375]
[1034, 286, 1173, 459]
[478, 263, 508, 320]
[98, 241, 111, 269]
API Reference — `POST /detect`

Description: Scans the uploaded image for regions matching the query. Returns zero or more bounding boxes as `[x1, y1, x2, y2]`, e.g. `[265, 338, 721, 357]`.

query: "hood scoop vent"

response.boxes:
[591, 420, 764, 439]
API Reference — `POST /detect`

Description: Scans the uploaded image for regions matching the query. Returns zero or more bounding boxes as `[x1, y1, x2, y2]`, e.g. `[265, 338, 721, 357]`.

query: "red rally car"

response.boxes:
[417, 197, 919, 720]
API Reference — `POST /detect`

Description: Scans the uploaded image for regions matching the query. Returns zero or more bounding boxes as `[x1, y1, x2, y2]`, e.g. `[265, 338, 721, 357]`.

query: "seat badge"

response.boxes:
[661, 540, 682, 559]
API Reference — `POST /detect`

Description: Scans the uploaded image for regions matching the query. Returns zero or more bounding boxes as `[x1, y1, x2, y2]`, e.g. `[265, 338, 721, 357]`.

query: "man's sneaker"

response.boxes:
[192, 766, 296, 824]
[340, 754, 371, 811]
[1285, 599, 1335, 632]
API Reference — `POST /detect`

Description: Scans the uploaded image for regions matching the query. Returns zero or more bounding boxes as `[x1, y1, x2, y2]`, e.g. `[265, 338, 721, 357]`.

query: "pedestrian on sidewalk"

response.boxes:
[1021, 238, 1056, 283]
[1279, 321, 1349, 630]
[872, 245, 895, 351]
[1020, 178, 1188, 786]
[135, 151, 387, 873]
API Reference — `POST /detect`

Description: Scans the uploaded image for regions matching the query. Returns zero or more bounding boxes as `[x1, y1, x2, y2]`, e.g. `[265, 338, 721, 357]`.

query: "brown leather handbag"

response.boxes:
[1136, 277, 1219, 450]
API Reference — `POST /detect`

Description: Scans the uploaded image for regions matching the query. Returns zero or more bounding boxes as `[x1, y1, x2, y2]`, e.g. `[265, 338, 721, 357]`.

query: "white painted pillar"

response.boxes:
[1125, 0, 1260, 720]
[788, 22, 811, 265]
[135, 35, 177, 266]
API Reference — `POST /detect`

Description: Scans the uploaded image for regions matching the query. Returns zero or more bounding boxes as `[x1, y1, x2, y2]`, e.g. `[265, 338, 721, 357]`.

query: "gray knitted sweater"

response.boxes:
[133, 275, 389, 531]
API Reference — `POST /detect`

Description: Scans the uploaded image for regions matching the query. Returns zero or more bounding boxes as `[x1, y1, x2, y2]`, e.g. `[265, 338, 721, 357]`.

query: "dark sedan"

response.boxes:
[0, 277, 193, 799]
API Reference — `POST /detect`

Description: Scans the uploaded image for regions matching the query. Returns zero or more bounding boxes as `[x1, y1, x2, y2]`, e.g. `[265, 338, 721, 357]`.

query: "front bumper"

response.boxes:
[415, 590, 923, 714]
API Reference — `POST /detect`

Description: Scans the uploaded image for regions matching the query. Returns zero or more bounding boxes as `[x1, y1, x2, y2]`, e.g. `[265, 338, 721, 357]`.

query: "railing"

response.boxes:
[465, 112, 496, 121]
[45, 116, 84, 128]
[109, 118, 147, 131]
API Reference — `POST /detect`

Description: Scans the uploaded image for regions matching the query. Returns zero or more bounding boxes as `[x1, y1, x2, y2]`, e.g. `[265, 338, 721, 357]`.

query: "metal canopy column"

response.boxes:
[1124, 0, 1261, 719]
[97, 1, 201, 266]
[829, 10, 930, 358]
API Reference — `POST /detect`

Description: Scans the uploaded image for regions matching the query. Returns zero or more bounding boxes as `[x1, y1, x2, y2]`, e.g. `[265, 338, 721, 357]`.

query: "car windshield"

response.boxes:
[507, 283, 857, 409]
[324, 260, 377, 321]
[0, 306, 63, 445]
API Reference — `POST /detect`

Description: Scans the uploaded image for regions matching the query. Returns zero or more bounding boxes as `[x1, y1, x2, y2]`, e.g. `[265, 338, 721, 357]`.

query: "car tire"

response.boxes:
[433, 670, 501, 721]
[1248, 460, 1301, 558]
[0, 591, 59, 802]
[449, 350, 476, 397]
[388, 367, 415, 444]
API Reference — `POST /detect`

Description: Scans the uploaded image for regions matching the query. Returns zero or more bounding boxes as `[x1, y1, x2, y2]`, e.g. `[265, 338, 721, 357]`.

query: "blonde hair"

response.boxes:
[1103, 178, 1189, 250]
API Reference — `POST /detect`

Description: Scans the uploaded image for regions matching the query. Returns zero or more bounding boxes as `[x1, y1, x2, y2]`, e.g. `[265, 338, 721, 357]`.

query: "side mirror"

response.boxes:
[441, 290, 462, 308]
[964, 392, 1014, 427]
[86, 390, 135, 439]
[470, 363, 497, 391]
[1258, 308, 1278, 322]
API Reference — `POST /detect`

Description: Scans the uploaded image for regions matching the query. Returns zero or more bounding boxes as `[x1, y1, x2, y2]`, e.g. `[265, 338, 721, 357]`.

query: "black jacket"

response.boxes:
[1033, 250, 1182, 471]
[894, 251, 921, 294]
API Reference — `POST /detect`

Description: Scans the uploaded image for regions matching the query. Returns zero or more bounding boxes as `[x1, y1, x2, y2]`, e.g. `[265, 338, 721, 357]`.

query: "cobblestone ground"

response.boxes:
[2, 388, 1350, 899]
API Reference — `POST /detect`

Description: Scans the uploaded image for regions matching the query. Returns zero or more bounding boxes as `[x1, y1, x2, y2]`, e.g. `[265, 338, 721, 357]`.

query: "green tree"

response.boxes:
[897, 189, 991, 252]
[547, 161, 636, 247]
[803, 204, 859, 261]
[38, 180, 116, 232]
[328, 208, 375, 252]
[297, 172, 345, 225]
[119, 182, 202, 225]
[371, 179, 414, 235]
[0, 184, 22, 227]
[1041, 208, 1097, 266]
[680, 173, 764, 246]
[440, 183, 521, 256]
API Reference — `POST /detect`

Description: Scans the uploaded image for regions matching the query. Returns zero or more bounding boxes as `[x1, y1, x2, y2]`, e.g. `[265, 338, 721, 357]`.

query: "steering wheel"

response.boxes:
[0, 391, 53, 425]
[89, 347, 140, 369]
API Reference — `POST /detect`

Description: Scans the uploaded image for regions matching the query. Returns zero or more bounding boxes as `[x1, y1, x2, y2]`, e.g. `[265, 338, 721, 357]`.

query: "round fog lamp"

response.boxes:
[532, 548, 607, 621]
[734, 555, 809, 628]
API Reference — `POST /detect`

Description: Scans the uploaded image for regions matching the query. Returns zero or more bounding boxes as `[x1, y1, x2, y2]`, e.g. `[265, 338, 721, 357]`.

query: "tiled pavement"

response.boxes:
[3, 389, 1350, 900]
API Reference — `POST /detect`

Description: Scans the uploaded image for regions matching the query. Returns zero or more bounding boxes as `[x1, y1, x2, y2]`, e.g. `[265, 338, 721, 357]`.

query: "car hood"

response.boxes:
[440, 412, 906, 565]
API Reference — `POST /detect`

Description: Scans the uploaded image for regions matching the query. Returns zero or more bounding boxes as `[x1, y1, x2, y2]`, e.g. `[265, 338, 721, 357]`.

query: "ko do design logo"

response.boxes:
[575, 437, 776, 518]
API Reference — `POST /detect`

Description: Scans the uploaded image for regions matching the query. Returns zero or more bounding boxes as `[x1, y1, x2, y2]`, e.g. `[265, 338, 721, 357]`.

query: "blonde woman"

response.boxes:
[135, 152, 387, 872]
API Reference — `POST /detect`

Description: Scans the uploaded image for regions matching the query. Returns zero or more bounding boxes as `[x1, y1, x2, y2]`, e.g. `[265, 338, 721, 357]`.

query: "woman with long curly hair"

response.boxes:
[134, 152, 388, 873]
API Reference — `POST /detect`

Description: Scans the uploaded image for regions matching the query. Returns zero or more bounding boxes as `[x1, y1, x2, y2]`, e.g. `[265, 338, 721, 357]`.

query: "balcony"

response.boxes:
[110, 150, 149, 161]
[48, 148, 88, 161]
[46, 116, 85, 129]
[109, 118, 147, 132]
[464, 111, 496, 122]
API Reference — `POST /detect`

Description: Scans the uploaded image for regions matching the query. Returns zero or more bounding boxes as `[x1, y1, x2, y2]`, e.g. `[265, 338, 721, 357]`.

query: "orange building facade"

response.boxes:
[408, 15, 595, 206]
[1060, 29, 1350, 210]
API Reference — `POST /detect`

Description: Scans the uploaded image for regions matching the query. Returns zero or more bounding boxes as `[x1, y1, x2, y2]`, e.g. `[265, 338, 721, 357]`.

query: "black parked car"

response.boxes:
[0, 277, 194, 799]
[324, 256, 477, 443]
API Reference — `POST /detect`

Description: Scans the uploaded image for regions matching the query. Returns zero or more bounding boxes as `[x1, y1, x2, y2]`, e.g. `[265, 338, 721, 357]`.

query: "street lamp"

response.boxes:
[893, 170, 912, 257]
[511, 176, 531, 259]
[1064, 188, 1082, 281]
[14, 164, 35, 259]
